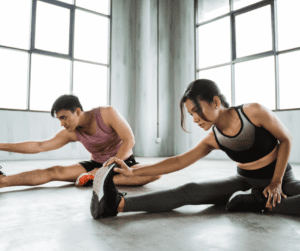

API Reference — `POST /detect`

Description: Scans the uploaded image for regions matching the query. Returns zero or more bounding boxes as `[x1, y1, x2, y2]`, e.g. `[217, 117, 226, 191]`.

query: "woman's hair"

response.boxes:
[51, 94, 83, 117]
[179, 79, 230, 133]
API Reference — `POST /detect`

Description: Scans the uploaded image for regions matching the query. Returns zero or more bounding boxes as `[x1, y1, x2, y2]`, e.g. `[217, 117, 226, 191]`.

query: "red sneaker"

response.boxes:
[75, 173, 94, 187]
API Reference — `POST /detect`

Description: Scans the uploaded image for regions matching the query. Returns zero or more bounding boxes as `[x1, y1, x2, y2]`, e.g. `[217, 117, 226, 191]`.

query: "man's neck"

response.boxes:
[77, 112, 95, 133]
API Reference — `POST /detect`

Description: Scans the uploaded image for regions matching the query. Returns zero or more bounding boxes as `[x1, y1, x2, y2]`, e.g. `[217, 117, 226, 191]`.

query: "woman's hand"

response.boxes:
[103, 157, 134, 177]
[263, 181, 287, 208]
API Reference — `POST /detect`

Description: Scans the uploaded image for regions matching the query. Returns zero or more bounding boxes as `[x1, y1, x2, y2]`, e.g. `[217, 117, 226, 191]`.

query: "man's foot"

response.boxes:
[75, 173, 94, 187]
[226, 187, 267, 212]
[90, 163, 125, 219]
[0, 166, 6, 177]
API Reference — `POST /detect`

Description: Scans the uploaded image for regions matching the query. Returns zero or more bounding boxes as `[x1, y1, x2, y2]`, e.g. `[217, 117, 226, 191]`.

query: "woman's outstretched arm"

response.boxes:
[105, 131, 217, 177]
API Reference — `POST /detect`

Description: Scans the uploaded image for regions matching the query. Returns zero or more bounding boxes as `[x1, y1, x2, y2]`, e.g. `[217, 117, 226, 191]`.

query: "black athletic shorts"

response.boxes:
[78, 155, 139, 173]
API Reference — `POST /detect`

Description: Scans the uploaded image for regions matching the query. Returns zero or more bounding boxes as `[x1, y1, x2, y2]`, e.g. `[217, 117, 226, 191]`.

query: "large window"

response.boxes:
[196, 0, 300, 110]
[0, 0, 111, 112]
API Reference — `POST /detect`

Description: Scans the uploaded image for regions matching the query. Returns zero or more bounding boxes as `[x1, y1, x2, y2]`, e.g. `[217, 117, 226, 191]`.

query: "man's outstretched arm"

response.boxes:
[0, 129, 75, 154]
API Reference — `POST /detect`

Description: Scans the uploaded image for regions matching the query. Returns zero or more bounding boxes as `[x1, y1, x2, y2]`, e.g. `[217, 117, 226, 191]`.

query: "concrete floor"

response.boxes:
[0, 157, 300, 251]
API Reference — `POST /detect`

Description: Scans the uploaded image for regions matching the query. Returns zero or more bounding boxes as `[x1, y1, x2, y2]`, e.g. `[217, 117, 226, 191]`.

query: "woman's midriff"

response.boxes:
[236, 145, 278, 170]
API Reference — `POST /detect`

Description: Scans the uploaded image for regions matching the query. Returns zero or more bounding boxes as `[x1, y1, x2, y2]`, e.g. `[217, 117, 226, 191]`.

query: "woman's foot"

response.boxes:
[90, 163, 126, 219]
[226, 187, 267, 212]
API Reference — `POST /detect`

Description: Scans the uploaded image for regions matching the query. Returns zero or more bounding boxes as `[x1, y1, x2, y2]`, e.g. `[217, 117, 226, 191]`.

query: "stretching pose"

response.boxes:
[0, 95, 160, 189]
[90, 79, 300, 219]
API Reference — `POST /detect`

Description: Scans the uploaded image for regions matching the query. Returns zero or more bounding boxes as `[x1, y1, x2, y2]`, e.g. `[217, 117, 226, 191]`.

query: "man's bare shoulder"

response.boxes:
[58, 129, 78, 142]
[97, 106, 115, 126]
[98, 106, 112, 114]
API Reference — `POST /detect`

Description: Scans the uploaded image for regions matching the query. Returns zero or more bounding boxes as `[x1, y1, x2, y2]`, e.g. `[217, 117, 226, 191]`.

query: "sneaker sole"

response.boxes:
[90, 163, 118, 219]
[228, 189, 252, 203]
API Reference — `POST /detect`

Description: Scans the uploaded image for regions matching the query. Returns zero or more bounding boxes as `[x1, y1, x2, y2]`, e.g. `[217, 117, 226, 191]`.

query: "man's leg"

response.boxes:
[113, 163, 161, 186]
[0, 164, 86, 188]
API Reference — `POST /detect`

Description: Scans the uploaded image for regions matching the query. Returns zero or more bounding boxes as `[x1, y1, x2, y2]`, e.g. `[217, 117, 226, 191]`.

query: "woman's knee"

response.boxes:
[180, 182, 202, 194]
[282, 180, 300, 196]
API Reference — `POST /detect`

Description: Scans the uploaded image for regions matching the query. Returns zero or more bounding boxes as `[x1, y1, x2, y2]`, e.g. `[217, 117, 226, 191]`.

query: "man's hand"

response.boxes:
[103, 157, 134, 177]
[263, 181, 287, 208]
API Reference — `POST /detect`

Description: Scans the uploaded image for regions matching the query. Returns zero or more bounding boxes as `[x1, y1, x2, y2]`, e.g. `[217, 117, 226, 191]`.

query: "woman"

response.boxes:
[90, 79, 300, 219]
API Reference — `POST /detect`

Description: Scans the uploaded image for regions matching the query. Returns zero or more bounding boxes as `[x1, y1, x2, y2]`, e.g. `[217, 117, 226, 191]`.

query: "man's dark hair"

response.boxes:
[51, 94, 83, 117]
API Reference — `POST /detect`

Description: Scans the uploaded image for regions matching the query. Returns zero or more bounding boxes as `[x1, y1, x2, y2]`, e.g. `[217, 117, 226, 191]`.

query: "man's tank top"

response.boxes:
[212, 105, 278, 164]
[75, 107, 122, 163]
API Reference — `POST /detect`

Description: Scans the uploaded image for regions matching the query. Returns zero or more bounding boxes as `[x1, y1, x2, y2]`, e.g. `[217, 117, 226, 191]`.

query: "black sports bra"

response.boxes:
[212, 105, 278, 164]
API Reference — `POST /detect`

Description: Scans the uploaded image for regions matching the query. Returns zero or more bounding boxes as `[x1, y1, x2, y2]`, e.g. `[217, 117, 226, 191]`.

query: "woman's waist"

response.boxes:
[235, 145, 278, 170]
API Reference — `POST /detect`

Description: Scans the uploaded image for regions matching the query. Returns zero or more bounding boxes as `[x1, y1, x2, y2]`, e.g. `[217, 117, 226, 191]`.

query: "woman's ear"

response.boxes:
[213, 96, 221, 109]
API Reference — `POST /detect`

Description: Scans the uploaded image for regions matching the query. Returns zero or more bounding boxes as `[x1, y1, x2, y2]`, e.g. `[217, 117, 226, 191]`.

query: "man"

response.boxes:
[0, 95, 160, 189]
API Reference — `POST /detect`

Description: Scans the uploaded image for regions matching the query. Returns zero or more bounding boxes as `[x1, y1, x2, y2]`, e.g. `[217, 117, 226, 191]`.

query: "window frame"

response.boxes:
[195, 0, 300, 111]
[0, 0, 112, 112]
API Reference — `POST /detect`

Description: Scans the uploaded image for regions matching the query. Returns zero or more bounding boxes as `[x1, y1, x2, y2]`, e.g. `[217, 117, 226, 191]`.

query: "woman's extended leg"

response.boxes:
[122, 175, 251, 213]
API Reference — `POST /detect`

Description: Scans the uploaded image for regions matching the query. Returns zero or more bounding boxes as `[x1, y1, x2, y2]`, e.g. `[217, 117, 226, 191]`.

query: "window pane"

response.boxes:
[30, 54, 70, 111]
[35, 1, 70, 54]
[233, 0, 263, 10]
[235, 57, 275, 110]
[0, 49, 28, 109]
[74, 10, 109, 64]
[0, 0, 32, 50]
[277, 0, 300, 51]
[73, 62, 108, 110]
[279, 51, 300, 109]
[235, 6, 272, 58]
[76, 0, 110, 15]
[198, 65, 232, 106]
[198, 17, 231, 68]
[198, 0, 229, 23]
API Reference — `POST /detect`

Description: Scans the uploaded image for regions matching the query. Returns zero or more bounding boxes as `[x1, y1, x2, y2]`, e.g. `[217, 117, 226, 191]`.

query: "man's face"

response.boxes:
[56, 109, 80, 132]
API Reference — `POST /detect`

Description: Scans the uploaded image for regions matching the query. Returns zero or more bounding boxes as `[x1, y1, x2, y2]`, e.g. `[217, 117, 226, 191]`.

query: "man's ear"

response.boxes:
[75, 107, 82, 116]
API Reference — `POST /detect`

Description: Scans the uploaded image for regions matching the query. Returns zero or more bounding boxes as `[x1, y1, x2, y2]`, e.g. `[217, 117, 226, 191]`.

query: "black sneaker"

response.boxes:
[0, 166, 6, 177]
[90, 163, 124, 219]
[226, 187, 267, 212]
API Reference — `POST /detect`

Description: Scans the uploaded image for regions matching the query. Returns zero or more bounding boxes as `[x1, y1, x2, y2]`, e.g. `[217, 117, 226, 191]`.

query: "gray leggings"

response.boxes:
[124, 169, 300, 215]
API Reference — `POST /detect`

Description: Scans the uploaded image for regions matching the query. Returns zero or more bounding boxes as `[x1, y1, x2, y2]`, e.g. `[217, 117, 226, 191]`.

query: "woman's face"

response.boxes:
[185, 98, 218, 131]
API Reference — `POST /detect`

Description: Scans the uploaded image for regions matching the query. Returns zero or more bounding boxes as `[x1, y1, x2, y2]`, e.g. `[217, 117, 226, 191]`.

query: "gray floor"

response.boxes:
[0, 158, 300, 251]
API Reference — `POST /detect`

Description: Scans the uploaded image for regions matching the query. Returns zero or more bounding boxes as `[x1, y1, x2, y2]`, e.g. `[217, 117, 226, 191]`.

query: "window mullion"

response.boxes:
[70, 6, 75, 94]
[230, 0, 236, 106]
[272, 0, 280, 109]
[28, 0, 38, 110]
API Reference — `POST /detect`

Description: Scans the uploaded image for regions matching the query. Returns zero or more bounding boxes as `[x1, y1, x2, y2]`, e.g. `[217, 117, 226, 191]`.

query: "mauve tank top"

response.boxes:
[75, 107, 122, 163]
